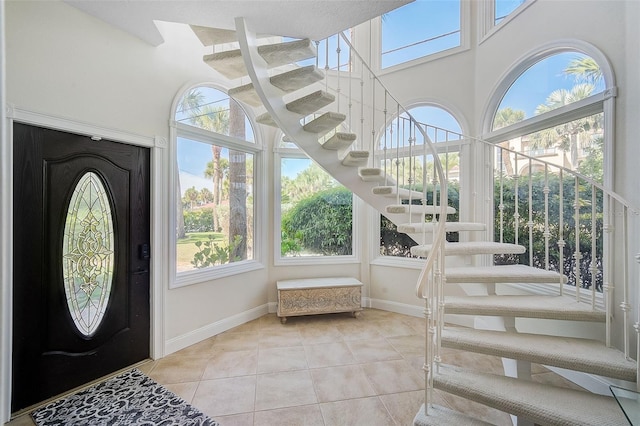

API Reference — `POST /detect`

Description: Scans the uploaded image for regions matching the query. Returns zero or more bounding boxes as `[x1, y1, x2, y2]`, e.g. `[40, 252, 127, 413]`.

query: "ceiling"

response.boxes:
[63, 0, 413, 46]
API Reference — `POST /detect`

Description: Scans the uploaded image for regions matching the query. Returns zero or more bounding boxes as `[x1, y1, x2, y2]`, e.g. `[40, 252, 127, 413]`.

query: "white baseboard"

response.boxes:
[164, 304, 269, 356]
[268, 302, 278, 313]
[369, 298, 424, 317]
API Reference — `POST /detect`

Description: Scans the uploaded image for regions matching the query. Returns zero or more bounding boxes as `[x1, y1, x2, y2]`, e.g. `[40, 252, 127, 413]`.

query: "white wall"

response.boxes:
[4, 1, 279, 358]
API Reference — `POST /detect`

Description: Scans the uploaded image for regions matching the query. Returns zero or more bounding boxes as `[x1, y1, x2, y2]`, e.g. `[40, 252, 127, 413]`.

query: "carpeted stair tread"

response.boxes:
[413, 403, 494, 426]
[203, 49, 249, 79]
[190, 25, 238, 45]
[204, 38, 315, 80]
[258, 38, 316, 68]
[386, 204, 456, 215]
[256, 112, 277, 127]
[270, 65, 324, 92]
[433, 365, 628, 426]
[321, 132, 357, 150]
[373, 186, 423, 200]
[445, 295, 606, 322]
[446, 265, 567, 284]
[398, 221, 485, 233]
[228, 66, 325, 107]
[228, 82, 263, 106]
[442, 327, 635, 381]
[286, 90, 335, 115]
[358, 168, 396, 184]
[411, 241, 525, 257]
[303, 112, 346, 134]
[190, 25, 271, 46]
[341, 150, 369, 166]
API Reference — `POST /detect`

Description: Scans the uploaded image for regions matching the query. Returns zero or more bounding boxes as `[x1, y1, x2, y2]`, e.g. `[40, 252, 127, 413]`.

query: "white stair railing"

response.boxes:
[232, 18, 640, 412]
[479, 138, 640, 384]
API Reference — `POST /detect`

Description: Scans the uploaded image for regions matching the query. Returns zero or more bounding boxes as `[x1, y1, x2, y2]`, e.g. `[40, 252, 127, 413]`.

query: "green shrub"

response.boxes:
[281, 187, 352, 256]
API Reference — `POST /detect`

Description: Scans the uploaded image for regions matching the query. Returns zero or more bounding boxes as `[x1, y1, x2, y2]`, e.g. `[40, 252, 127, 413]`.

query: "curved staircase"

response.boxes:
[195, 19, 634, 426]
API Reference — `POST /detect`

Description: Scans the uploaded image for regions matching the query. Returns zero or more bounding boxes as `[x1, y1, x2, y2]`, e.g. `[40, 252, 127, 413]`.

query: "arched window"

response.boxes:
[172, 85, 262, 286]
[488, 50, 609, 183]
[377, 105, 465, 258]
[483, 44, 615, 291]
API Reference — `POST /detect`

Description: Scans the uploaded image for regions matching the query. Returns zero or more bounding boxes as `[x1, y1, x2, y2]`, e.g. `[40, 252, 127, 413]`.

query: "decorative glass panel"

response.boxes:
[62, 172, 114, 337]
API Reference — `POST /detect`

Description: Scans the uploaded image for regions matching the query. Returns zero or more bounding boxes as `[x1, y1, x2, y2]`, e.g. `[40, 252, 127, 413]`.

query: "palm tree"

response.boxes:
[563, 56, 603, 86]
[493, 107, 525, 176]
[176, 89, 206, 239]
[532, 83, 596, 168]
[177, 89, 206, 120]
[228, 99, 247, 260]
[176, 171, 186, 239]
[183, 187, 199, 210]
[196, 106, 229, 232]
[200, 188, 214, 204]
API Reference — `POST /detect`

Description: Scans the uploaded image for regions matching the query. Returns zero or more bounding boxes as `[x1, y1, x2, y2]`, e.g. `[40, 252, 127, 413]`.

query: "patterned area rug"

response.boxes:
[31, 368, 218, 425]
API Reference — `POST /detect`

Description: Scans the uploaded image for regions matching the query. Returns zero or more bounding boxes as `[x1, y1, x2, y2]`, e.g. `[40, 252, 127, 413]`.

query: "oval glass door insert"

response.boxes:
[62, 171, 114, 337]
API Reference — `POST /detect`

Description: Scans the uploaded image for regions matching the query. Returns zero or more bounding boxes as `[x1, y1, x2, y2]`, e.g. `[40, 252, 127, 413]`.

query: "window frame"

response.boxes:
[479, 0, 537, 45]
[481, 42, 617, 299]
[482, 42, 616, 187]
[370, 104, 469, 264]
[376, 0, 471, 75]
[170, 95, 265, 289]
[273, 144, 361, 266]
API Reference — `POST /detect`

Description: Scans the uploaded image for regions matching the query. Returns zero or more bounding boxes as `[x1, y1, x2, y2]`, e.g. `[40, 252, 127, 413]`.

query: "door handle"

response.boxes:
[139, 243, 150, 260]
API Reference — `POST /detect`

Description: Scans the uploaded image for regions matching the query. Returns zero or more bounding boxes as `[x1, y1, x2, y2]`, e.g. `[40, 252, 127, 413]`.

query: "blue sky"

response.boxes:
[498, 52, 605, 119]
[381, 0, 461, 69]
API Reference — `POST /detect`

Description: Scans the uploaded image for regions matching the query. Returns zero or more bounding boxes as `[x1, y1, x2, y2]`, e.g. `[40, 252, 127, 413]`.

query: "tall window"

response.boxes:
[173, 86, 260, 284]
[276, 136, 355, 264]
[378, 106, 464, 258]
[481, 0, 535, 40]
[487, 49, 610, 291]
[492, 52, 605, 181]
[381, 0, 462, 69]
[495, 0, 526, 24]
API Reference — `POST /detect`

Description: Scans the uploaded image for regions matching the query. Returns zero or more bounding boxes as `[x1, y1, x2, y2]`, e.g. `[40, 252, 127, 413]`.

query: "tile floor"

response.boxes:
[7, 309, 584, 426]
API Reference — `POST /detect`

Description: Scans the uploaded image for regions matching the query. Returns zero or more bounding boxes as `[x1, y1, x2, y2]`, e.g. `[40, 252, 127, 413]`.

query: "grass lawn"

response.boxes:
[176, 232, 226, 271]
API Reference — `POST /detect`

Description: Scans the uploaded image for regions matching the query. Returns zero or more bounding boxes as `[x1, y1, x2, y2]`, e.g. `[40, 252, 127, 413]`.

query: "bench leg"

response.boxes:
[352, 311, 360, 318]
[280, 316, 287, 324]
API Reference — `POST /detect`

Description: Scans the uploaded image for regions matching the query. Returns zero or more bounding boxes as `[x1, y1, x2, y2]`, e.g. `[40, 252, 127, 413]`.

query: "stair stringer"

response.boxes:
[234, 18, 422, 228]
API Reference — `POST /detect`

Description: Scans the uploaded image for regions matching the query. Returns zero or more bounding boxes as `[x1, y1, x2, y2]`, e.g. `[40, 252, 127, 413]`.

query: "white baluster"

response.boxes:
[499, 147, 504, 244]
[558, 170, 565, 295]
[513, 154, 519, 245]
[528, 158, 534, 266]
[622, 206, 629, 359]
[603, 194, 614, 347]
[574, 176, 582, 301]
[590, 185, 597, 308]
[543, 165, 550, 270]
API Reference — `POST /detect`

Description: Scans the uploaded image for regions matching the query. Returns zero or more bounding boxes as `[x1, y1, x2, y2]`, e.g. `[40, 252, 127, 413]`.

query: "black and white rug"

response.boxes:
[31, 368, 219, 425]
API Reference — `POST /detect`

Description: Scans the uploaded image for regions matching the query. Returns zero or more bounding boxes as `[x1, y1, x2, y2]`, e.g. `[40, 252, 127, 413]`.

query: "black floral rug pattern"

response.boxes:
[31, 368, 218, 425]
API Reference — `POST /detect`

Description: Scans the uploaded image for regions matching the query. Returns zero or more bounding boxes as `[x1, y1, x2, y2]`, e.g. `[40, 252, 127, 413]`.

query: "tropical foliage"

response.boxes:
[380, 182, 460, 257]
[280, 161, 353, 257]
[281, 187, 353, 256]
[494, 172, 603, 291]
[176, 87, 252, 270]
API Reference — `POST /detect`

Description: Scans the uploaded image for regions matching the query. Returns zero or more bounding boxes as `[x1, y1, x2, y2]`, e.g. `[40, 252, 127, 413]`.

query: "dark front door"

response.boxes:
[12, 123, 151, 412]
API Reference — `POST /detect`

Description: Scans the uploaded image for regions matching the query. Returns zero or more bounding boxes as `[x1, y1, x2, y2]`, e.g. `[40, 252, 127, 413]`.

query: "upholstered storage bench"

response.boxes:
[276, 277, 363, 323]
